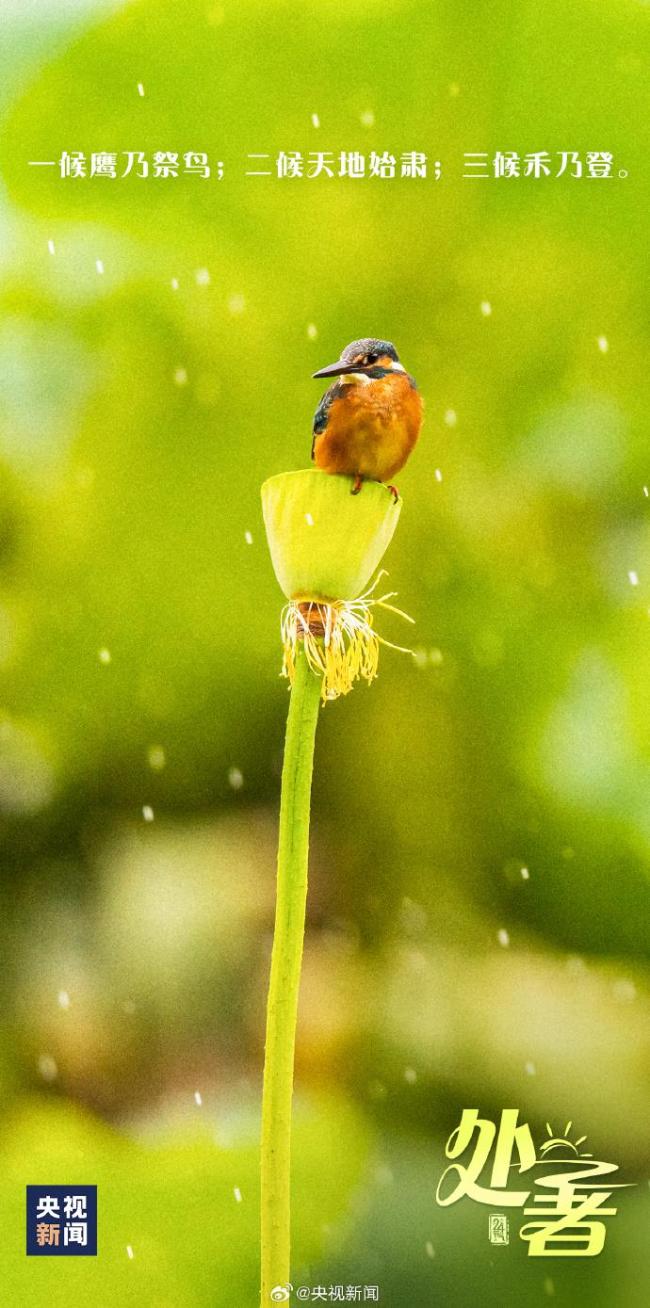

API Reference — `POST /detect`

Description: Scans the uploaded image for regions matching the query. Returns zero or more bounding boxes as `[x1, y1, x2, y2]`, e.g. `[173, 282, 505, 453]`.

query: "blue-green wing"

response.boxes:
[311, 383, 340, 459]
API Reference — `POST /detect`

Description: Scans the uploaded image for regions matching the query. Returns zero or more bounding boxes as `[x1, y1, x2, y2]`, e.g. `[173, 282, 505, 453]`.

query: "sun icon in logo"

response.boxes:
[538, 1121, 593, 1160]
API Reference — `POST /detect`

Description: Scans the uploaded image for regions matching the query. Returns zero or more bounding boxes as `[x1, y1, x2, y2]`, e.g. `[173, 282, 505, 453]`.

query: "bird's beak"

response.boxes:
[312, 360, 366, 379]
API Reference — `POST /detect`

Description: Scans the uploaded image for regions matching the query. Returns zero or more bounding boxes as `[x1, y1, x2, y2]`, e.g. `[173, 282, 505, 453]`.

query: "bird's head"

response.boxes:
[313, 337, 405, 380]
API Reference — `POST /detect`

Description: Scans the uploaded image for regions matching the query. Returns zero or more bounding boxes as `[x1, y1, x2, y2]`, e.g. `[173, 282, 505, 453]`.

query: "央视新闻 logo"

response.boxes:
[26, 1185, 97, 1255]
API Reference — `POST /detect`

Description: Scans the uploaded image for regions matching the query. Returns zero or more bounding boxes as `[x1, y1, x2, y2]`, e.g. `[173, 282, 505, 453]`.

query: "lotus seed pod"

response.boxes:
[261, 469, 401, 601]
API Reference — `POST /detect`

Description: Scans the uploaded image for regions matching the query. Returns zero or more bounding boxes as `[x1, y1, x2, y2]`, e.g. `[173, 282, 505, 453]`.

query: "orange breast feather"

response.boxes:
[314, 374, 422, 481]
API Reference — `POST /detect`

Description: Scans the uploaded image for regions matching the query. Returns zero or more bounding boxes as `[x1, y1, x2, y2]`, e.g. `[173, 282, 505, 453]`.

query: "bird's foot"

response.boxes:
[351, 474, 364, 496]
[386, 483, 400, 503]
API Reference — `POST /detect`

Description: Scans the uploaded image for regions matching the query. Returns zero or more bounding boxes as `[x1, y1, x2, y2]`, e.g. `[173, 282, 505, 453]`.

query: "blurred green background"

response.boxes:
[0, 0, 649, 1303]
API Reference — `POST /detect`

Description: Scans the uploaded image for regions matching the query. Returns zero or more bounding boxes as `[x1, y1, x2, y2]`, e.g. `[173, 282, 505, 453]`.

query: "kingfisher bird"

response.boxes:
[311, 337, 423, 499]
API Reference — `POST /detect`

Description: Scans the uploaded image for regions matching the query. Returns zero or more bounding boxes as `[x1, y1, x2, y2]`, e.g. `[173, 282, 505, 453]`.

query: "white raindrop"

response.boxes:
[195, 267, 211, 286]
[47, 239, 56, 255]
[173, 367, 188, 386]
[497, 928, 510, 947]
[137, 82, 145, 97]
[38, 1054, 58, 1082]
[597, 335, 609, 354]
[233, 1186, 242, 1202]
[244, 530, 254, 545]
[98, 647, 111, 664]
[96, 259, 104, 275]
[480, 300, 492, 317]
[147, 745, 166, 771]
[194, 1090, 203, 1106]
[311, 113, 320, 128]
[443, 408, 457, 427]
[57, 989, 70, 1010]
[142, 805, 154, 822]
[228, 766, 244, 790]
[307, 323, 318, 340]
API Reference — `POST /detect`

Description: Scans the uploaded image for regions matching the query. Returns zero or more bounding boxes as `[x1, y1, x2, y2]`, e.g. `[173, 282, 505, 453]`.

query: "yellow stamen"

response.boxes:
[280, 571, 414, 701]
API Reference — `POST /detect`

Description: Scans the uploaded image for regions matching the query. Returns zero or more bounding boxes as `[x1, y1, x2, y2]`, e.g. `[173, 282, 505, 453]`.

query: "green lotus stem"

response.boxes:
[261, 647, 323, 1303]
[259, 469, 408, 1304]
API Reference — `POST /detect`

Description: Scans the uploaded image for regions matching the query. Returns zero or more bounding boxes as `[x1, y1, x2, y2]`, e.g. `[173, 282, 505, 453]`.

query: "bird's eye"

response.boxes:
[366, 352, 378, 364]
